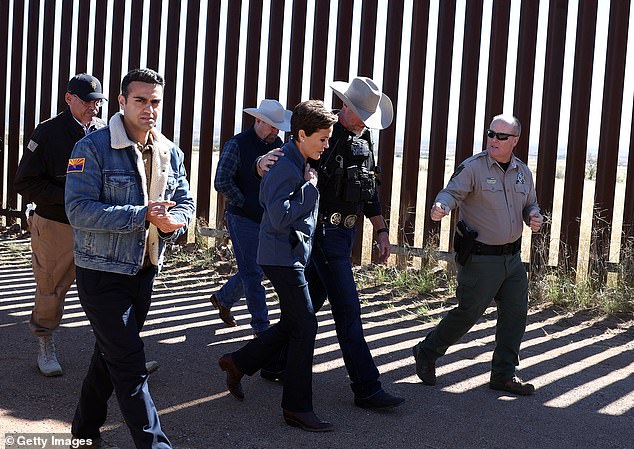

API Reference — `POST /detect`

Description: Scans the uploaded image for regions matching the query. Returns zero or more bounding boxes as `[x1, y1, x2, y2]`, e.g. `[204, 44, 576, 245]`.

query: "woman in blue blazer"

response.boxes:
[219, 100, 338, 432]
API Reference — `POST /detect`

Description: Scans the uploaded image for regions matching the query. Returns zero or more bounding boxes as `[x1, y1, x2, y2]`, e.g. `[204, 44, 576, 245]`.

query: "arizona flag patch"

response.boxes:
[67, 158, 86, 173]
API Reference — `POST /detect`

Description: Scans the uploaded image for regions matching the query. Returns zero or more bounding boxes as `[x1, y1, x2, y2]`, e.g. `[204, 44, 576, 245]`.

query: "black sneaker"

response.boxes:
[354, 390, 405, 410]
[489, 376, 535, 396]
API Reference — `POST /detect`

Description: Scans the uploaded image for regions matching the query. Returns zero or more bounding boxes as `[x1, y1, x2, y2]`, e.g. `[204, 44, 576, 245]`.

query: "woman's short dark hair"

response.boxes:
[291, 100, 338, 140]
[121, 69, 165, 98]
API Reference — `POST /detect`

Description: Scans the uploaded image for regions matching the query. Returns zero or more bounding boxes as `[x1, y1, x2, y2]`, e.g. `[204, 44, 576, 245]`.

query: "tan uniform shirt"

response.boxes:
[435, 151, 540, 246]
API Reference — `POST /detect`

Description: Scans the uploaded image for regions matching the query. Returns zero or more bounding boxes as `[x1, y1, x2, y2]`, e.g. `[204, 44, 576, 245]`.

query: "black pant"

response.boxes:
[71, 266, 171, 449]
[232, 265, 318, 412]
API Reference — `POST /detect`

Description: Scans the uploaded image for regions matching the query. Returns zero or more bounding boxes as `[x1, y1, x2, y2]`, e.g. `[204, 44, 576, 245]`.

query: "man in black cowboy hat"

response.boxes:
[212, 99, 292, 335]
[258, 77, 404, 410]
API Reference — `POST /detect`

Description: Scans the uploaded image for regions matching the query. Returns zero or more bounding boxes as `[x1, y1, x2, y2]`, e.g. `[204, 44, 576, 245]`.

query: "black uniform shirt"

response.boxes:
[14, 108, 105, 224]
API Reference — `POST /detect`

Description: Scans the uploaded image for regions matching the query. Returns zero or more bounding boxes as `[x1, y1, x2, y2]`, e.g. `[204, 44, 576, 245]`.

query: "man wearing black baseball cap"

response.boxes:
[14, 73, 107, 377]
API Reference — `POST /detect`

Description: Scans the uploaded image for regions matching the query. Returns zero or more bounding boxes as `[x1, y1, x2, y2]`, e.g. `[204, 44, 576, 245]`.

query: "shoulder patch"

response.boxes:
[67, 158, 86, 173]
[27, 140, 38, 152]
[450, 164, 465, 180]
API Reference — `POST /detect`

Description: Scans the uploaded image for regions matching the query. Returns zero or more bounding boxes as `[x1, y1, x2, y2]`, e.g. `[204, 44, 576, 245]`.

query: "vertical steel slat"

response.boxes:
[57, 0, 73, 113]
[450, 0, 484, 251]
[39, 0, 56, 121]
[589, 0, 630, 281]
[107, 0, 126, 119]
[128, 0, 144, 70]
[481, 0, 510, 148]
[265, 0, 285, 98]
[24, 0, 41, 145]
[7, 0, 26, 211]
[423, 0, 456, 243]
[76, 0, 90, 73]
[397, 0, 430, 262]
[532, 0, 568, 270]
[332, 0, 353, 107]
[147, 0, 163, 70]
[0, 0, 10, 205]
[179, 0, 201, 175]
[287, 0, 308, 110]
[309, 0, 331, 99]
[357, 0, 377, 77]
[92, 0, 107, 82]
[375, 0, 404, 262]
[197, 0, 222, 222]
[512, 1, 540, 164]
[558, 0, 597, 271]
[160, 0, 182, 140]
[217, 0, 243, 229]
[242, 0, 263, 130]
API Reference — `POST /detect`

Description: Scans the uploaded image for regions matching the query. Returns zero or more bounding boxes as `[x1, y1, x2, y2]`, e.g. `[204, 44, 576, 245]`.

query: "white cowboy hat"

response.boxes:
[244, 99, 292, 132]
[330, 77, 393, 130]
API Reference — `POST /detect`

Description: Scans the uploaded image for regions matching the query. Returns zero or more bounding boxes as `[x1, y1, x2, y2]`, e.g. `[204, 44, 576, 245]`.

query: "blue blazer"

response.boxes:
[257, 140, 319, 268]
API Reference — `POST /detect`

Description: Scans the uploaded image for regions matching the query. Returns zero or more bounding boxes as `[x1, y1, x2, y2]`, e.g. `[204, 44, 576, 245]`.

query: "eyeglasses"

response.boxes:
[487, 129, 517, 141]
[73, 94, 104, 108]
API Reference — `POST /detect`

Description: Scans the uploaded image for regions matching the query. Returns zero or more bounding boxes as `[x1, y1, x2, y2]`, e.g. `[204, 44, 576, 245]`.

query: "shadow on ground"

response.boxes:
[1, 235, 633, 449]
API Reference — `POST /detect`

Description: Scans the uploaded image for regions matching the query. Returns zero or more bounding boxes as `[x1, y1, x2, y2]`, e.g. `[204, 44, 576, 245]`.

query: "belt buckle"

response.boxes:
[328, 212, 342, 225]
[343, 214, 357, 228]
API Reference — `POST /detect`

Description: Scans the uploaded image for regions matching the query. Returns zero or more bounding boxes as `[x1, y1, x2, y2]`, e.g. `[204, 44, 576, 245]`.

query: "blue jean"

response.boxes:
[232, 265, 317, 412]
[216, 212, 269, 333]
[72, 266, 171, 449]
[306, 222, 382, 399]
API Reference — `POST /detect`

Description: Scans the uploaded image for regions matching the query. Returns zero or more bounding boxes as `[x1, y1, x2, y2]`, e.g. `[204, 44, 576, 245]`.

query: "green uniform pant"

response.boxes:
[422, 252, 528, 381]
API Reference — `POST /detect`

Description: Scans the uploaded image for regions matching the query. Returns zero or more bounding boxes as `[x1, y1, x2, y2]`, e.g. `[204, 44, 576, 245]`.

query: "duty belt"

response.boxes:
[472, 238, 521, 256]
[319, 212, 358, 228]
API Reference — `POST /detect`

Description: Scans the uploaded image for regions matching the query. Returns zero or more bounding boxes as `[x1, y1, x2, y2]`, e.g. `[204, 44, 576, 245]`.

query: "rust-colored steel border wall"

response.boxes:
[0, 0, 631, 281]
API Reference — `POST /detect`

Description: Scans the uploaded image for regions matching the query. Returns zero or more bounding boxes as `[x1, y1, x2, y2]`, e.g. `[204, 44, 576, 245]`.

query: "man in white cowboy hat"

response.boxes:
[257, 77, 404, 410]
[211, 99, 292, 335]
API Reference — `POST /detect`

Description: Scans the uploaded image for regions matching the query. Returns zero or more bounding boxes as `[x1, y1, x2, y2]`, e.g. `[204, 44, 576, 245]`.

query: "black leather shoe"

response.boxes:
[489, 376, 535, 396]
[283, 409, 333, 432]
[210, 294, 237, 327]
[260, 368, 284, 383]
[218, 354, 244, 400]
[354, 390, 405, 410]
[412, 342, 437, 385]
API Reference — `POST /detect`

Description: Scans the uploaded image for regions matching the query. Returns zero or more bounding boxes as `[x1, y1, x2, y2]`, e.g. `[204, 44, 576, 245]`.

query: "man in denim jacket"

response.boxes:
[65, 69, 194, 449]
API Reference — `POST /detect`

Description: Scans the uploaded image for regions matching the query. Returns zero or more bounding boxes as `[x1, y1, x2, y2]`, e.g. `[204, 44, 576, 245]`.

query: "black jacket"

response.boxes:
[14, 108, 105, 224]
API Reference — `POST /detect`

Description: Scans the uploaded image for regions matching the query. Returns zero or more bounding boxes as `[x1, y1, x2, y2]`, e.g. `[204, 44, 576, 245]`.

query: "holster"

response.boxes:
[454, 220, 478, 266]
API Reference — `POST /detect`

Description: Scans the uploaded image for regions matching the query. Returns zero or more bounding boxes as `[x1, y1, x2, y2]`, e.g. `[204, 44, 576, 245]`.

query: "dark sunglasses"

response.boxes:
[487, 129, 517, 141]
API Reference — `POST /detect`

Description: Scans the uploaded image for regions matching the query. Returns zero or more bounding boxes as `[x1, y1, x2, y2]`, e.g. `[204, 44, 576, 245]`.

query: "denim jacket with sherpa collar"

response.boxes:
[65, 112, 195, 275]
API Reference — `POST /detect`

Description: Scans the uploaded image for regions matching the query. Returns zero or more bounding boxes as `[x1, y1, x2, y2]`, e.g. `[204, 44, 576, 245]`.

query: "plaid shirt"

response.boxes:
[214, 138, 245, 208]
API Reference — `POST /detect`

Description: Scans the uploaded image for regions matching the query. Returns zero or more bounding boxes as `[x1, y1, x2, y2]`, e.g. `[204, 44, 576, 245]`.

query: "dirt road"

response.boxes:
[1, 236, 633, 449]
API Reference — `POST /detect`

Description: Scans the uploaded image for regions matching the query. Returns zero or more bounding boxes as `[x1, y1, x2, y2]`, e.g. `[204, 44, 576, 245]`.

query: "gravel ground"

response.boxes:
[1, 234, 633, 449]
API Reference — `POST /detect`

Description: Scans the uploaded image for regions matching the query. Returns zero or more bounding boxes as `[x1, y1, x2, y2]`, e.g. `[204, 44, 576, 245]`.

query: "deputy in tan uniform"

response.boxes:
[412, 114, 543, 395]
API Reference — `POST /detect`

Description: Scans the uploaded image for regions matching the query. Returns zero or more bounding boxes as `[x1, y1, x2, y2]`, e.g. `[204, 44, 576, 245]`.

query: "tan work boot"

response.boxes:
[38, 335, 63, 377]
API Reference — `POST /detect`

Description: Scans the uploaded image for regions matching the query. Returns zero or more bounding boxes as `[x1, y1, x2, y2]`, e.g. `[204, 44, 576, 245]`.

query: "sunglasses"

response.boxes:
[73, 94, 104, 108]
[487, 129, 517, 141]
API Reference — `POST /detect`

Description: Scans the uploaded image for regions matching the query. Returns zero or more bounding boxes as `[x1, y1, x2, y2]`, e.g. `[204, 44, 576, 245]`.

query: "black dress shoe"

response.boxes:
[260, 368, 284, 383]
[218, 354, 244, 400]
[489, 376, 535, 396]
[412, 342, 437, 386]
[282, 409, 333, 432]
[210, 294, 237, 327]
[354, 389, 405, 410]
